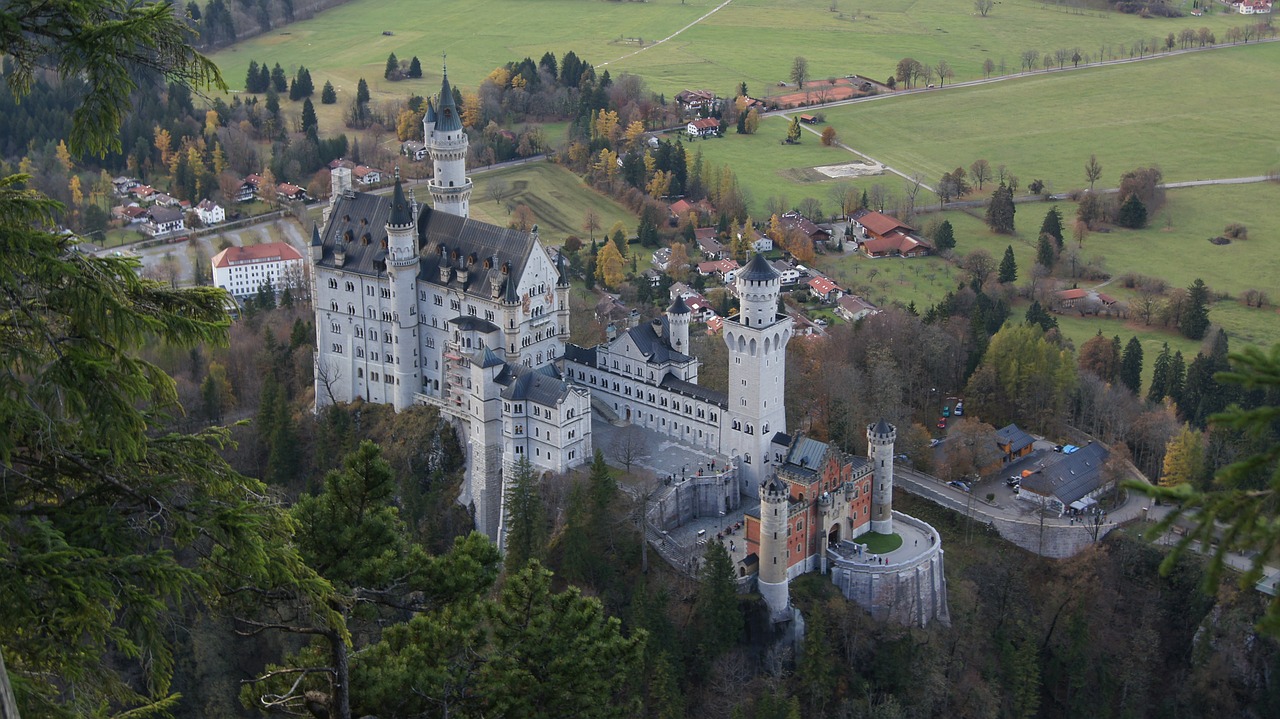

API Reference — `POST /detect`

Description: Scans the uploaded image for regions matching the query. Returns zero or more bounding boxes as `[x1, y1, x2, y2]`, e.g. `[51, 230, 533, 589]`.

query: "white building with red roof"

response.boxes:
[687, 117, 721, 138]
[212, 241, 304, 298]
[851, 210, 933, 258]
[807, 275, 843, 302]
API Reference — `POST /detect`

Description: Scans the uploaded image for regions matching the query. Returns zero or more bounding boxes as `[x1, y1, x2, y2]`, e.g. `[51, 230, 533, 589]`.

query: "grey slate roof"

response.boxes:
[434, 74, 463, 133]
[667, 295, 691, 315]
[996, 424, 1035, 453]
[501, 364, 573, 406]
[448, 316, 500, 333]
[387, 176, 414, 228]
[311, 224, 321, 246]
[739, 252, 779, 282]
[659, 373, 727, 408]
[872, 417, 893, 436]
[316, 191, 534, 302]
[476, 347, 506, 368]
[626, 320, 693, 365]
[785, 435, 830, 474]
[563, 343, 596, 366]
[1019, 443, 1109, 504]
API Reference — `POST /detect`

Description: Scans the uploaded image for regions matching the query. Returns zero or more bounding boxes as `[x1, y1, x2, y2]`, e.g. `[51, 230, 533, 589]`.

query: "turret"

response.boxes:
[425, 66, 472, 218]
[309, 223, 322, 262]
[757, 474, 791, 623]
[666, 295, 691, 355]
[867, 419, 897, 535]
[386, 170, 420, 411]
[736, 253, 780, 328]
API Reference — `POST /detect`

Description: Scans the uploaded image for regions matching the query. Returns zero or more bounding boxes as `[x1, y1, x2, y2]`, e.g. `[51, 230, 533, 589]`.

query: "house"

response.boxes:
[1240, 0, 1272, 13]
[112, 176, 140, 196]
[211, 241, 304, 298]
[781, 211, 832, 244]
[687, 117, 720, 138]
[798, 114, 818, 124]
[143, 206, 186, 237]
[835, 294, 878, 322]
[806, 275, 842, 303]
[772, 260, 799, 286]
[675, 89, 717, 112]
[995, 424, 1036, 466]
[327, 158, 355, 171]
[237, 174, 262, 203]
[684, 295, 717, 322]
[195, 199, 225, 226]
[651, 247, 672, 271]
[277, 182, 308, 202]
[669, 282, 698, 301]
[1017, 443, 1112, 516]
[641, 269, 663, 287]
[705, 315, 724, 334]
[696, 258, 740, 283]
[352, 165, 382, 185]
[852, 210, 932, 258]
[696, 229, 726, 259]
[401, 140, 428, 161]
[130, 185, 156, 201]
[151, 192, 179, 207]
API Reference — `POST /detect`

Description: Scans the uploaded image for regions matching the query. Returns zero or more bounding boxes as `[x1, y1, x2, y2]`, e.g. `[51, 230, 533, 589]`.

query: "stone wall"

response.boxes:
[829, 512, 950, 627]
[652, 470, 739, 530]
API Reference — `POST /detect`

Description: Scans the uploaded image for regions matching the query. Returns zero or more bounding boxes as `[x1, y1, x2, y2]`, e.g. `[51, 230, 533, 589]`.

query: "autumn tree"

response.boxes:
[1160, 425, 1204, 487]
[786, 116, 802, 143]
[820, 126, 838, 145]
[975, 0, 994, 16]
[667, 241, 691, 282]
[1078, 331, 1119, 382]
[791, 56, 810, 88]
[966, 323, 1076, 433]
[596, 238, 625, 288]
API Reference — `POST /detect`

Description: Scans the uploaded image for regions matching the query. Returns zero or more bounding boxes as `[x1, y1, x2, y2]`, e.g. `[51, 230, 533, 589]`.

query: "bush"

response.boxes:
[1223, 222, 1248, 240]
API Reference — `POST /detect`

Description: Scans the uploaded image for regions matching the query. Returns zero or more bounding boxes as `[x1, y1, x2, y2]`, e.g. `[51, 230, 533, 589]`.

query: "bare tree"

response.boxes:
[610, 425, 651, 475]
[790, 56, 810, 89]
[486, 178, 510, 205]
[798, 197, 824, 221]
[316, 359, 342, 406]
[974, 0, 994, 16]
[582, 208, 601, 241]
[1084, 154, 1102, 191]
[903, 173, 924, 221]
[983, 58, 995, 78]
[935, 59, 954, 87]
[970, 159, 992, 191]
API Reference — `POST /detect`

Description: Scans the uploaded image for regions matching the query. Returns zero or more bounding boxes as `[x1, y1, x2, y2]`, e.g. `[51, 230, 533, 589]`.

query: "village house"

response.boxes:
[674, 89, 717, 112]
[150, 192, 179, 208]
[696, 229, 726, 259]
[112, 176, 140, 196]
[1016, 443, 1112, 517]
[113, 205, 148, 224]
[772, 260, 800, 286]
[237, 174, 262, 203]
[143, 206, 186, 237]
[696, 258, 740, 283]
[352, 165, 383, 185]
[835, 294, 878, 322]
[130, 185, 157, 201]
[780, 211, 832, 245]
[212, 241, 304, 298]
[687, 117, 721, 139]
[277, 182, 308, 202]
[195, 199, 225, 226]
[807, 275, 842, 303]
[851, 210, 932, 258]
[651, 247, 672, 271]
[401, 140, 429, 161]
[994, 424, 1036, 467]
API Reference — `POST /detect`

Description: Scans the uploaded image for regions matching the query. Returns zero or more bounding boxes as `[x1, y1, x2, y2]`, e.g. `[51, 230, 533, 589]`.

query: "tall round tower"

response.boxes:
[425, 68, 472, 218]
[867, 418, 897, 535]
[757, 474, 791, 622]
[666, 295, 691, 355]
[386, 171, 420, 411]
[724, 253, 792, 493]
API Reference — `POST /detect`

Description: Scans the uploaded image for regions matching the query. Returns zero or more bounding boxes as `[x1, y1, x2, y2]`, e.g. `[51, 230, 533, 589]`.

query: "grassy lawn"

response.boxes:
[819, 41, 1280, 191]
[854, 530, 903, 553]
[813, 250, 960, 311]
[466, 161, 638, 245]
[676, 115, 918, 217]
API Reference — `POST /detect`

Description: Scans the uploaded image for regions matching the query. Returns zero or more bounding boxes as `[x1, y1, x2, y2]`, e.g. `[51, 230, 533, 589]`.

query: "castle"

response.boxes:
[311, 72, 947, 626]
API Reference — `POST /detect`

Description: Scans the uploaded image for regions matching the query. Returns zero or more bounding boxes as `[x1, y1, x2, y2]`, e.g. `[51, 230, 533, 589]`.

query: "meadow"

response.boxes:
[818, 41, 1280, 190]
[465, 161, 638, 244]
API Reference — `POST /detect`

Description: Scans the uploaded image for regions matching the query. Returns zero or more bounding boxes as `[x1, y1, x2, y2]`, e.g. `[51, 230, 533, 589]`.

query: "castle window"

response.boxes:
[357, 368, 363, 378]
[450, 299, 461, 311]
[345, 281, 355, 292]
[434, 295, 443, 306]
[468, 305, 476, 316]
[330, 301, 339, 312]
[348, 305, 356, 315]
[328, 278, 338, 289]
[355, 347, 364, 358]
[372, 352, 379, 361]
[331, 322, 341, 334]
[425, 336, 435, 348]
[355, 327, 363, 338]
[367, 286, 374, 296]
[331, 343, 343, 354]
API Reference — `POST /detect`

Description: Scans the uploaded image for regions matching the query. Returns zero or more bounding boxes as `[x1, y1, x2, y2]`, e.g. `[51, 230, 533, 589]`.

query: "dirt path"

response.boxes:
[599, 0, 735, 68]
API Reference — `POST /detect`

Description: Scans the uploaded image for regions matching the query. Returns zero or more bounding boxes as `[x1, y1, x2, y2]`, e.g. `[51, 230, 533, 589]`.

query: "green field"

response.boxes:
[820, 42, 1280, 191]
[466, 161, 637, 245]
[211, 0, 1263, 102]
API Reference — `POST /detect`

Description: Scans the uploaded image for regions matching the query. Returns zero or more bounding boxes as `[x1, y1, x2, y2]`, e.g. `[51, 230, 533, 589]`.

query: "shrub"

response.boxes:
[1223, 222, 1248, 240]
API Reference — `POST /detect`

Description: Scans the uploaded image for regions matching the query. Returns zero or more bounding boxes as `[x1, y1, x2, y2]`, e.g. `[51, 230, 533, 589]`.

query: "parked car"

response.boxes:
[942, 406, 951, 417]
[1005, 476, 1022, 487]
[929, 438, 941, 447]
[936, 418, 947, 429]
[954, 402, 964, 416]
[947, 480, 970, 492]
[1052, 444, 1063, 453]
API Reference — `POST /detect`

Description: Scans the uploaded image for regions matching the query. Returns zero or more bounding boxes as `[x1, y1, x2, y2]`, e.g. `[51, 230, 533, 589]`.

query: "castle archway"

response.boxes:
[828, 523, 841, 547]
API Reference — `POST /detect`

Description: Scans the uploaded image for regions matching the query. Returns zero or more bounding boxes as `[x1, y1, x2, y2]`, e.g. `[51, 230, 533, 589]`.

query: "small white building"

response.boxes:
[211, 241, 305, 298]
[195, 199, 225, 226]
[353, 165, 383, 185]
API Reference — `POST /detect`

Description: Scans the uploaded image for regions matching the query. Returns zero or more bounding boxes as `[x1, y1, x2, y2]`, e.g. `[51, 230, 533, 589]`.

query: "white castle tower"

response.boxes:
[423, 65, 472, 218]
[386, 170, 420, 411]
[666, 295, 691, 355]
[724, 253, 792, 493]
[757, 474, 792, 623]
[867, 419, 897, 534]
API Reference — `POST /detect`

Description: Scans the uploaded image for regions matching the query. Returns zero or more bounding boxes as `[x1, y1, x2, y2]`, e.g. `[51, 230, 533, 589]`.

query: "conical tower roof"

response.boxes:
[667, 294, 691, 315]
[434, 71, 462, 133]
[387, 170, 414, 228]
[739, 252, 779, 282]
[872, 417, 893, 435]
[310, 223, 322, 246]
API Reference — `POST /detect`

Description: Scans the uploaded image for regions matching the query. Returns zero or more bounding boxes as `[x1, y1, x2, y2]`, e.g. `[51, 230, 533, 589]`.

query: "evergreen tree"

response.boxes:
[408, 55, 422, 78]
[246, 59, 261, 91]
[258, 63, 270, 94]
[187, 1, 201, 21]
[1120, 336, 1144, 395]
[288, 76, 301, 101]
[796, 604, 838, 715]
[356, 77, 370, 106]
[933, 219, 955, 251]
[503, 455, 545, 573]
[1040, 205, 1064, 248]
[384, 52, 399, 80]
[1024, 300, 1057, 333]
[302, 98, 319, 142]
[1168, 350, 1186, 405]
[1180, 278, 1211, 340]
[998, 244, 1018, 283]
[271, 62, 287, 92]
[985, 182, 1016, 234]
[321, 79, 337, 104]
[1148, 343, 1172, 403]
[693, 541, 741, 672]
[298, 67, 314, 96]
[1115, 192, 1148, 229]
[1036, 233, 1056, 269]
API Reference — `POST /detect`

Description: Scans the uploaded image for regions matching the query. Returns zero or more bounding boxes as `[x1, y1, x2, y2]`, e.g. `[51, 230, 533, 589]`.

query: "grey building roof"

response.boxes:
[1019, 443, 1110, 504]
[500, 364, 573, 406]
[784, 435, 830, 475]
[311, 224, 322, 246]
[739, 252, 779, 282]
[996, 424, 1035, 454]
[448, 315, 500, 333]
[626, 319, 693, 366]
[659, 373, 727, 408]
[316, 191, 533, 301]
[475, 347, 506, 368]
[872, 417, 893, 436]
[387, 176, 414, 228]
[667, 295, 691, 315]
[563, 343, 596, 366]
[434, 74, 463, 133]
[149, 206, 183, 223]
